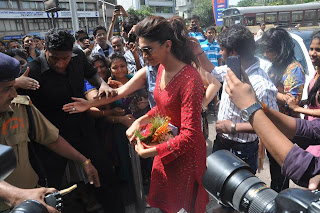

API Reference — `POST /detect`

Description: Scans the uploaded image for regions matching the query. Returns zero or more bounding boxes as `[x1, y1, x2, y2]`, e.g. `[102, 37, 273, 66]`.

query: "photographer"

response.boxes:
[75, 29, 93, 56]
[188, 15, 206, 43]
[22, 35, 39, 62]
[225, 68, 320, 189]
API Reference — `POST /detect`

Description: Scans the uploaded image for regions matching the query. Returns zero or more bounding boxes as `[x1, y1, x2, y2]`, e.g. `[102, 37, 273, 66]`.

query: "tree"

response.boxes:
[192, 0, 215, 28]
[127, 5, 155, 19]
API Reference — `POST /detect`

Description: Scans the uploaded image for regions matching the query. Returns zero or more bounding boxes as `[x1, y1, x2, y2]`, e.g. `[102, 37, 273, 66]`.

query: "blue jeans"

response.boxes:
[212, 134, 259, 174]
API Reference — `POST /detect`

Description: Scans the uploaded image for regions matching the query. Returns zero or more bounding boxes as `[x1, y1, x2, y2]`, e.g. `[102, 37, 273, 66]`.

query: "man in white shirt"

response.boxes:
[209, 24, 278, 173]
[91, 26, 113, 57]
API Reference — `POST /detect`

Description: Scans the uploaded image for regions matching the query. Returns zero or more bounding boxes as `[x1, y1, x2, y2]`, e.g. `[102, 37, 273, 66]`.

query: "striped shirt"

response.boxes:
[124, 50, 145, 75]
[188, 31, 206, 43]
[200, 39, 222, 66]
[211, 57, 278, 143]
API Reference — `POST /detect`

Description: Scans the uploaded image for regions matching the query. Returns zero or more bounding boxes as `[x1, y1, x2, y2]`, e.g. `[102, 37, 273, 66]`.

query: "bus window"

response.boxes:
[265, 13, 277, 25]
[304, 10, 316, 26]
[292, 11, 303, 27]
[278, 12, 290, 28]
[245, 16, 255, 26]
[318, 10, 320, 26]
[231, 16, 242, 25]
[256, 13, 264, 24]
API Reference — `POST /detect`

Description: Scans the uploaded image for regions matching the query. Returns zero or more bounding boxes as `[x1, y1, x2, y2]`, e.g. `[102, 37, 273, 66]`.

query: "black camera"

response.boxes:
[0, 144, 64, 213]
[128, 33, 136, 43]
[202, 150, 320, 213]
[191, 26, 198, 32]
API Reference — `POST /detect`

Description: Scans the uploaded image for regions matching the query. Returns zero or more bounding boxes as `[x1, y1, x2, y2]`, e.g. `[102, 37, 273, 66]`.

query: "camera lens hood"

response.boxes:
[11, 200, 48, 213]
[202, 150, 252, 201]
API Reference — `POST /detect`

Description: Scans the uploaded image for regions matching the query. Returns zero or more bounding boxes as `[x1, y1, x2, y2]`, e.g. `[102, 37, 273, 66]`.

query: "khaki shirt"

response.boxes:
[0, 95, 59, 210]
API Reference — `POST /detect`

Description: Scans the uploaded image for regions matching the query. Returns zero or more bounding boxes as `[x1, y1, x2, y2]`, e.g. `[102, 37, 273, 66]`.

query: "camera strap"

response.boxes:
[26, 105, 49, 188]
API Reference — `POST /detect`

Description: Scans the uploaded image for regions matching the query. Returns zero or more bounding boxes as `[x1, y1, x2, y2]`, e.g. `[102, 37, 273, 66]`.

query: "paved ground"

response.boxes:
[126, 111, 301, 213]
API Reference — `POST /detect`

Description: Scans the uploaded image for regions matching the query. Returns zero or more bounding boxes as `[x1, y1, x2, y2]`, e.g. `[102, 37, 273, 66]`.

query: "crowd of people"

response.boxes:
[1, 5, 320, 213]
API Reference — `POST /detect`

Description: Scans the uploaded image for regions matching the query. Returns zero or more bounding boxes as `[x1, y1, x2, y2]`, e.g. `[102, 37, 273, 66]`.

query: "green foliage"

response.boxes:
[127, 5, 155, 19]
[192, 0, 215, 28]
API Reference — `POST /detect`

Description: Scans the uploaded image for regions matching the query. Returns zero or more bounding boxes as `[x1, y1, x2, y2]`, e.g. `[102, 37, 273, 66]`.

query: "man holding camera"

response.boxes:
[0, 53, 100, 213]
[22, 35, 39, 62]
[188, 15, 206, 43]
[75, 29, 93, 56]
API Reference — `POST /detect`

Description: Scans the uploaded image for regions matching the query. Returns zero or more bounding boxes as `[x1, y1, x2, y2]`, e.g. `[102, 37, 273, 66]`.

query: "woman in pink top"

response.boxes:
[286, 31, 320, 156]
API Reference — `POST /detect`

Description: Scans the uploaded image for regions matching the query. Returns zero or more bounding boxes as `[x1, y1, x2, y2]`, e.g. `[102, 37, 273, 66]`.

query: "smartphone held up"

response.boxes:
[227, 56, 241, 80]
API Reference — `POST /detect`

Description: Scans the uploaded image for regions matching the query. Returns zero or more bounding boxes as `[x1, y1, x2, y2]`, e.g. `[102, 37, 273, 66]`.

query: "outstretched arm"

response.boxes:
[63, 67, 147, 113]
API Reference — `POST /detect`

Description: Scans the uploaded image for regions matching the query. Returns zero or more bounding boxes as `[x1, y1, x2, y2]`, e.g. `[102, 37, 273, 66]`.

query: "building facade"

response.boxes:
[175, 0, 193, 19]
[118, 0, 175, 18]
[0, 0, 116, 41]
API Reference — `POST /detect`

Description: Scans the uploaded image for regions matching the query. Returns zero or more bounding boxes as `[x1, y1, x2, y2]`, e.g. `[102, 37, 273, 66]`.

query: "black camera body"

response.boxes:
[203, 150, 320, 213]
[0, 144, 63, 213]
[128, 33, 136, 43]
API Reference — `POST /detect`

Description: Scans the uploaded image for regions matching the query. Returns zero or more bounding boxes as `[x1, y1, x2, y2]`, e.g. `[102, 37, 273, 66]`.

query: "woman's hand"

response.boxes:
[62, 97, 90, 113]
[225, 68, 257, 110]
[126, 119, 141, 142]
[108, 77, 123, 88]
[134, 137, 157, 158]
[283, 93, 299, 110]
[15, 67, 40, 90]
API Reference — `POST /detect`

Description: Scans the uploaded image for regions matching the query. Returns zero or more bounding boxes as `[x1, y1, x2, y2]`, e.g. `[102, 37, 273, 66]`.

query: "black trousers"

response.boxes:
[267, 150, 289, 192]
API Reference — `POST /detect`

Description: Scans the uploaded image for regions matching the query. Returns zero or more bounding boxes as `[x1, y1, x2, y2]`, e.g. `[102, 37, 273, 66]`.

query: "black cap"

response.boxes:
[0, 52, 20, 82]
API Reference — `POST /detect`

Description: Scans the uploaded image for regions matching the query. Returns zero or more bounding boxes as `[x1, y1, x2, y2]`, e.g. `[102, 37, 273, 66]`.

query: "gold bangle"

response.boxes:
[82, 159, 91, 167]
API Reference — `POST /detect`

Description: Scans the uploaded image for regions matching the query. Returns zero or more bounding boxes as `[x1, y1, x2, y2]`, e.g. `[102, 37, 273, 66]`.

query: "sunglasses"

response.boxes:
[78, 36, 89, 42]
[138, 46, 153, 56]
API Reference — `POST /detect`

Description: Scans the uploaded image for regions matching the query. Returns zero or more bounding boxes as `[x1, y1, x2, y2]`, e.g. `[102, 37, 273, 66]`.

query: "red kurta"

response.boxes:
[147, 64, 208, 213]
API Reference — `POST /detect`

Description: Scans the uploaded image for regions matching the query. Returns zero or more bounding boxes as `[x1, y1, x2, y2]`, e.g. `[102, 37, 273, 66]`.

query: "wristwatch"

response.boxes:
[241, 102, 262, 122]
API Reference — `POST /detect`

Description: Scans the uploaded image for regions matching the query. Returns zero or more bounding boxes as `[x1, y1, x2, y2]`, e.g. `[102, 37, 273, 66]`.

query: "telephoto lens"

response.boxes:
[202, 150, 277, 213]
[10, 200, 48, 213]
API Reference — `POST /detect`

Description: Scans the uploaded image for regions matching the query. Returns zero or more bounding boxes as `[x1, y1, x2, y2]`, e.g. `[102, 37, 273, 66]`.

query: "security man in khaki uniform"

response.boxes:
[0, 53, 100, 212]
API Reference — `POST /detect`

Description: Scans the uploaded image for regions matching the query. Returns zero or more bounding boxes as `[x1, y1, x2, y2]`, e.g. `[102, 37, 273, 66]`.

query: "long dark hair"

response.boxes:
[257, 28, 295, 85]
[88, 54, 111, 80]
[308, 31, 320, 106]
[135, 16, 198, 66]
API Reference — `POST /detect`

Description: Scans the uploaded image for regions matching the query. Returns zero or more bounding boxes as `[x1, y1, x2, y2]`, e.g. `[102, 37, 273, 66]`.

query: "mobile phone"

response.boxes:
[89, 36, 95, 45]
[24, 46, 30, 54]
[227, 56, 241, 80]
[128, 33, 136, 43]
[115, 5, 120, 11]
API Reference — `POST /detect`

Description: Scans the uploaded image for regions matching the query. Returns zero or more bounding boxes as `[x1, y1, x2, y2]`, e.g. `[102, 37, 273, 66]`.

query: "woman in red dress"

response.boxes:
[126, 16, 208, 213]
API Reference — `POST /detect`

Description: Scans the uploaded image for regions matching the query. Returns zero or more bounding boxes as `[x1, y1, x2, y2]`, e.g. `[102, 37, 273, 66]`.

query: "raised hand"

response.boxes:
[15, 67, 40, 90]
